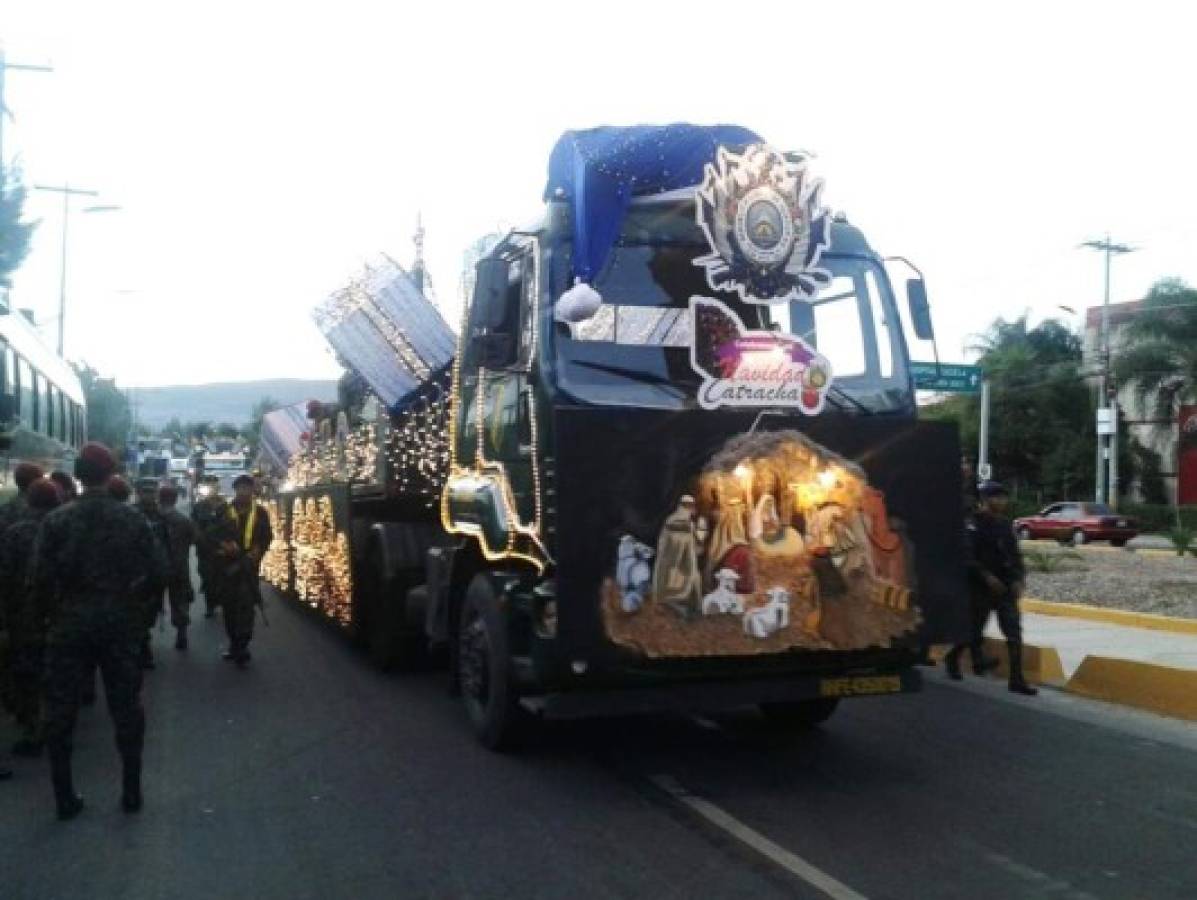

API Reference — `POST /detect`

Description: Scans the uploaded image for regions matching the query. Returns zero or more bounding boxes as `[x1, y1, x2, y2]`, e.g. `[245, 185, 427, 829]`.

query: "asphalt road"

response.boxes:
[4, 588, 1197, 900]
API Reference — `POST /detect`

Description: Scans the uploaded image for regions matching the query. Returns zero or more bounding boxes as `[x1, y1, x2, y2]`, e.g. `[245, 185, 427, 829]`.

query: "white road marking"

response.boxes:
[649, 774, 869, 900]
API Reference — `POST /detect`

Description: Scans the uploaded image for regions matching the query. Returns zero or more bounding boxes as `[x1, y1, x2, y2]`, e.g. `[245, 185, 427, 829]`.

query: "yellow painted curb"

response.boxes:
[1066, 656, 1197, 722]
[982, 637, 1066, 686]
[1022, 598, 1197, 636]
[929, 640, 1065, 686]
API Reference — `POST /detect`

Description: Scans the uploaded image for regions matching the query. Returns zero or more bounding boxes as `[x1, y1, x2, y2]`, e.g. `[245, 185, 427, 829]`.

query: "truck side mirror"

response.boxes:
[906, 278, 935, 341]
[474, 257, 512, 332]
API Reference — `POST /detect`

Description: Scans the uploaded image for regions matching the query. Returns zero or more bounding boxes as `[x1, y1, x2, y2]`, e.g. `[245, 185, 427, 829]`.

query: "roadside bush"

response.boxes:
[1123, 504, 1197, 534]
[1166, 527, 1195, 557]
[1024, 547, 1084, 573]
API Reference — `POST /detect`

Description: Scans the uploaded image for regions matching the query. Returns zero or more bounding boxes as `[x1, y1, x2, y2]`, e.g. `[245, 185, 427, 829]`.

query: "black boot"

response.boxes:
[50, 752, 84, 821]
[969, 643, 1001, 676]
[175, 628, 188, 651]
[140, 639, 155, 670]
[121, 757, 143, 813]
[944, 647, 964, 681]
[1007, 642, 1039, 696]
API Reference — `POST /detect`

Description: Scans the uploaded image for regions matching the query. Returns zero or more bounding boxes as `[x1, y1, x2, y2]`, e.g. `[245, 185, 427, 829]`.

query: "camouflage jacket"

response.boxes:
[192, 495, 237, 556]
[161, 507, 196, 579]
[30, 488, 167, 628]
[0, 509, 44, 637]
[0, 494, 28, 536]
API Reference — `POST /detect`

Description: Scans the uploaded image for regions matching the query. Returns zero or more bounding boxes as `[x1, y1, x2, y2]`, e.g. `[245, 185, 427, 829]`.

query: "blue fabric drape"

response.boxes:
[544, 124, 763, 284]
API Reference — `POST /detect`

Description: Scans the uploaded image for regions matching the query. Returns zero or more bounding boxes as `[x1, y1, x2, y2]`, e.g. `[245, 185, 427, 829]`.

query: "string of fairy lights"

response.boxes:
[385, 386, 452, 505]
[288, 495, 353, 628]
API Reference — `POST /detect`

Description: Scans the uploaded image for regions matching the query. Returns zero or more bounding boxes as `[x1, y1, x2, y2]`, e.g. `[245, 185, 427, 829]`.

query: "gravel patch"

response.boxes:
[1024, 547, 1197, 619]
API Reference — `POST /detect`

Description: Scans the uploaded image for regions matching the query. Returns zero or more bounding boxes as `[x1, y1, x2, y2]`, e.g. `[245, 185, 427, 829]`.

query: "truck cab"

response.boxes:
[436, 127, 966, 744]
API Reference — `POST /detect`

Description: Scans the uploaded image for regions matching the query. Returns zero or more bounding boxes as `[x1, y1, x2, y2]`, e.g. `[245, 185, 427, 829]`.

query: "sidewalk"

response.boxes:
[997, 612, 1197, 679]
[980, 603, 1197, 722]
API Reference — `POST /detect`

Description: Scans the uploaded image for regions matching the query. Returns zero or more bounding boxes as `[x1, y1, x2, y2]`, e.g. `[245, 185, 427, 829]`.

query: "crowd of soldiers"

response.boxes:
[0, 442, 272, 820]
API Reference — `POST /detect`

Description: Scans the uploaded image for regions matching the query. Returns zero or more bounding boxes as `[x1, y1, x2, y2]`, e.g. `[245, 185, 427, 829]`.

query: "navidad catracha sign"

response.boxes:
[688, 143, 835, 412]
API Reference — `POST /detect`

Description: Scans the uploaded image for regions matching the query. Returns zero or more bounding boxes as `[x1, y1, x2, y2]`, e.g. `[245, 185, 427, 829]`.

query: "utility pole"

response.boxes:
[978, 379, 992, 481]
[1081, 235, 1135, 506]
[0, 49, 53, 167]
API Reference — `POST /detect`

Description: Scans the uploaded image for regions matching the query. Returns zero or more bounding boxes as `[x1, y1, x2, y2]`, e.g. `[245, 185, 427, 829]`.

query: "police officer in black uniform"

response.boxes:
[948, 481, 1038, 696]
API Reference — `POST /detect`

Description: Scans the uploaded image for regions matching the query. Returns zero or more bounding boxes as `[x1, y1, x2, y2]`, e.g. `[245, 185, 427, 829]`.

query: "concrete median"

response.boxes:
[1065, 656, 1197, 722]
[1022, 598, 1197, 636]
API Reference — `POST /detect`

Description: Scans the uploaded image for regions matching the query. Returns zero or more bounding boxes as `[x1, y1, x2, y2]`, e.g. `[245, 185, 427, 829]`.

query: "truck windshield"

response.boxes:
[553, 202, 911, 413]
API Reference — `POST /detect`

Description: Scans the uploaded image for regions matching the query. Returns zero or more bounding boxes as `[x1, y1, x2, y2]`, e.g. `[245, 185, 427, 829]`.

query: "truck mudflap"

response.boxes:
[522, 666, 921, 721]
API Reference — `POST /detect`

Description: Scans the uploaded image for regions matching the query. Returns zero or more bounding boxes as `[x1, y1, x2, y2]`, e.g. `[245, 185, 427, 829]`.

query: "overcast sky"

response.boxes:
[4, 0, 1195, 387]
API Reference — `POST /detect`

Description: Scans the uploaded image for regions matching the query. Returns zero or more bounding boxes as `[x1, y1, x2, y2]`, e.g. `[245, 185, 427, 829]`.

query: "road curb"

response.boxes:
[1065, 656, 1197, 722]
[930, 640, 1065, 687]
[1022, 598, 1197, 636]
[1020, 539, 1174, 558]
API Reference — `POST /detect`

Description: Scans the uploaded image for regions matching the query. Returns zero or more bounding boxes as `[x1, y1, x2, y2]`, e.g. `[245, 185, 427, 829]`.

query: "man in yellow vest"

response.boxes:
[215, 475, 273, 666]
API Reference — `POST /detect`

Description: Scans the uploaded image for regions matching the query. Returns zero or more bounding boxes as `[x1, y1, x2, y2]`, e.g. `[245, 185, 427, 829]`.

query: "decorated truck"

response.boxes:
[267, 124, 967, 748]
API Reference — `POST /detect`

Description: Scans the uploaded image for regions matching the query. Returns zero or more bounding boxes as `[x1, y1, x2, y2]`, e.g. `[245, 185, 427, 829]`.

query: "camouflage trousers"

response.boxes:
[7, 635, 45, 741]
[43, 609, 145, 765]
[217, 571, 257, 653]
[167, 575, 195, 629]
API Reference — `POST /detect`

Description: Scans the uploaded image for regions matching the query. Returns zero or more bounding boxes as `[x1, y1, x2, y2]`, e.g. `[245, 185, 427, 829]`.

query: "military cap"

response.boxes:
[107, 474, 132, 502]
[13, 462, 45, 491]
[978, 480, 1008, 498]
[27, 477, 63, 510]
[75, 442, 117, 485]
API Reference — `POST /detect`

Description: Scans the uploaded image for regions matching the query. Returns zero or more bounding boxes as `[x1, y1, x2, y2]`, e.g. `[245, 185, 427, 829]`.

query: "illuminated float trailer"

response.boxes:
[270, 124, 968, 748]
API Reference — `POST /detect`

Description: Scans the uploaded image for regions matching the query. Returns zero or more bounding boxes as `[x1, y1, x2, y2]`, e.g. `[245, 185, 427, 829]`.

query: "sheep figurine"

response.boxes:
[702, 568, 744, 616]
[743, 587, 791, 639]
[615, 534, 654, 613]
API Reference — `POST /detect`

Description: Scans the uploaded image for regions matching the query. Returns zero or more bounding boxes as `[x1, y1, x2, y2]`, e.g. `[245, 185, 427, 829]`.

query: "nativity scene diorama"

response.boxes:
[601, 430, 921, 658]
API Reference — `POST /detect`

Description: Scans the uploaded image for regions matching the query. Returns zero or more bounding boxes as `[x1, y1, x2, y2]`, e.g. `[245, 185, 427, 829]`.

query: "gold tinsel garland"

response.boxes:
[290, 494, 353, 628]
[260, 499, 291, 590]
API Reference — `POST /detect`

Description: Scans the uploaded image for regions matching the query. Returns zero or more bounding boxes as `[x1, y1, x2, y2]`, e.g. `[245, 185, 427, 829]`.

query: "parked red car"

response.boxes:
[1013, 502, 1138, 546]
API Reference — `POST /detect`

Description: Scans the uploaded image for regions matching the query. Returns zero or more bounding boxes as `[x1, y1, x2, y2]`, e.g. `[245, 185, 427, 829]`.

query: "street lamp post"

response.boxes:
[1081, 235, 1135, 507]
[32, 183, 120, 356]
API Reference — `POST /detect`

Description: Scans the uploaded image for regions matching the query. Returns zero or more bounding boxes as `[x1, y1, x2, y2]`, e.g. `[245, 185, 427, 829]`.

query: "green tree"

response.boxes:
[73, 362, 131, 456]
[922, 316, 1097, 501]
[0, 166, 38, 290]
[1114, 277, 1197, 418]
[215, 422, 241, 440]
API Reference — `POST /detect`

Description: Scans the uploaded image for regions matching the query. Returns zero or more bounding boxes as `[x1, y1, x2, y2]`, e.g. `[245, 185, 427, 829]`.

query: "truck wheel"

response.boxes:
[758, 698, 840, 731]
[1016, 526, 1031, 540]
[1111, 538, 1128, 547]
[1071, 529, 1087, 547]
[457, 575, 528, 750]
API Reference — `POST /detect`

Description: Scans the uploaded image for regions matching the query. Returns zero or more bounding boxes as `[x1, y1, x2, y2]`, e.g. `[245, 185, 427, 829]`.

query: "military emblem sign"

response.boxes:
[694, 144, 832, 304]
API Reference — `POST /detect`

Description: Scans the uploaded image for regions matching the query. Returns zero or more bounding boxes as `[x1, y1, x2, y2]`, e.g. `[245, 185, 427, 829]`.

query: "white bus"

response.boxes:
[0, 309, 86, 487]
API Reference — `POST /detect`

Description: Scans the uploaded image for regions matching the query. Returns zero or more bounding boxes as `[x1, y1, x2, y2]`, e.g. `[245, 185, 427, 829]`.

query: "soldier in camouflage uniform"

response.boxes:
[0, 463, 44, 722]
[0, 478, 64, 758]
[31, 443, 167, 820]
[158, 483, 197, 650]
[208, 474, 272, 666]
[134, 479, 173, 669]
[191, 476, 229, 618]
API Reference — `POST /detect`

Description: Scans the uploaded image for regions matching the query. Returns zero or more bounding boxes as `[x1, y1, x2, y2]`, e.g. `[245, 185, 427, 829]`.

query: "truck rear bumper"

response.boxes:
[522, 667, 921, 720]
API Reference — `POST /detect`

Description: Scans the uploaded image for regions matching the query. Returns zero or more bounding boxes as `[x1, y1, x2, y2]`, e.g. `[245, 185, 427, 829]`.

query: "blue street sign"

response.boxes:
[910, 361, 983, 393]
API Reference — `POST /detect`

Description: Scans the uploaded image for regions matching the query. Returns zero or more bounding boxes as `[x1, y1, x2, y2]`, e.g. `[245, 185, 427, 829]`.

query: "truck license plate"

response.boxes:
[1117, 519, 1127, 527]
[819, 675, 903, 697]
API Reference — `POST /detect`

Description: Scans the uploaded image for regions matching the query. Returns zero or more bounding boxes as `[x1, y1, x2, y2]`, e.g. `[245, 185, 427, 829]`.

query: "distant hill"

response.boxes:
[131, 379, 339, 430]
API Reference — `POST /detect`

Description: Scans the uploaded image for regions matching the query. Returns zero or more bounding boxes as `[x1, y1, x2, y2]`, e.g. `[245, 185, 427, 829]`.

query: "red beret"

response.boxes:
[75, 442, 117, 484]
[27, 478, 63, 511]
[107, 474, 131, 501]
[14, 462, 45, 492]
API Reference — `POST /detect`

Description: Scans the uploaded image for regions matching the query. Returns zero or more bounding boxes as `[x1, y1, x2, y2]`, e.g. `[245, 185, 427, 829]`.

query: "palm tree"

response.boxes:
[1114, 278, 1197, 419]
